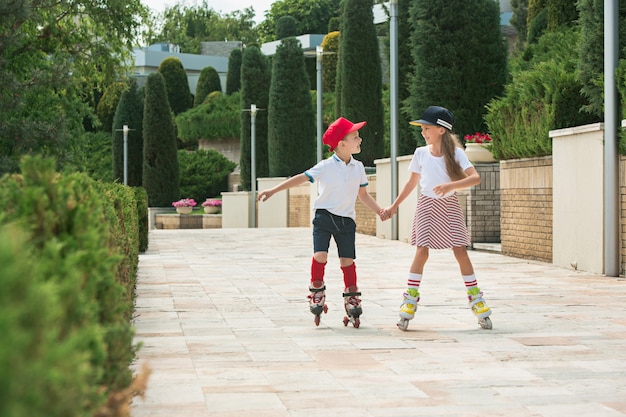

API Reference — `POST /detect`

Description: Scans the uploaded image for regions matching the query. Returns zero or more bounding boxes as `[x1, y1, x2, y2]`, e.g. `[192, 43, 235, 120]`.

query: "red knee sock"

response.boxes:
[311, 257, 326, 283]
[341, 263, 357, 290]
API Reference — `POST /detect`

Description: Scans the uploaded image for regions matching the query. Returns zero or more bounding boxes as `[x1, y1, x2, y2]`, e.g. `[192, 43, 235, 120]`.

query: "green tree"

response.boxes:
[258, 0, 342, 42]
[268, 38, 316, 177]
[178, 149, 236, 203]
[321, 31, 340, 93]
[0, 0, 148, 175]
[226, 48, 243, 95]
[337, 0, 384, 166]
[158, 57, 192, 115]
[194, 66, 222, 106]
[177, 92, 241, 145]
[113, 79, 144, 186]
[147, 2, 258, 53]
[276, 15, 298, 39]
[407, 0, 507, 141]
[510, 0, 529, 49]
[577, 0, 626, 119]
[142, 73, 180, 206]
[240, 46, 271, 190]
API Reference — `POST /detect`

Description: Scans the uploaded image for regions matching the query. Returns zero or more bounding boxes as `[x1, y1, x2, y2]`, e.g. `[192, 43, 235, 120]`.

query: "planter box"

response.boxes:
[154, 214, 221, 229]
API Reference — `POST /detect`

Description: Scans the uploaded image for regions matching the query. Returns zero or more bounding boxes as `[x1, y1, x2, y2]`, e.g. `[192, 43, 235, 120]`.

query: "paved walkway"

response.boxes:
[131, 228, 626, 417]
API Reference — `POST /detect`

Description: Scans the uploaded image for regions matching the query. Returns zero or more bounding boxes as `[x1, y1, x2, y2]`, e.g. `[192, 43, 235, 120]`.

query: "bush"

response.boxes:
[485, 27, 596, 160]
[177, 92, 241, 145]
[0, 156, 141, 416]
[178, 149, 236, 203]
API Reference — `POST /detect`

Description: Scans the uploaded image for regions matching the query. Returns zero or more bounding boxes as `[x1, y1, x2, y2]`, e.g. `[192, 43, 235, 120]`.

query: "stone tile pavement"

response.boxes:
[131, 228, 626, 417]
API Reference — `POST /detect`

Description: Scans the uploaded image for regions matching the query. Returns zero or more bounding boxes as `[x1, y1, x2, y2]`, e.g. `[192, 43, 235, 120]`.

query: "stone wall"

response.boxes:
[289, 194, 310, 228]
[619, 156, 626, 275]
[500, 156, 553, 262]
[467, 163, 500, 244]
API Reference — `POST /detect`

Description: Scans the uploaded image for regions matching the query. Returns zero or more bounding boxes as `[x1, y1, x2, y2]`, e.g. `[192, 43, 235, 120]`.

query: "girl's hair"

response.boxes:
[441, 130, 466, 181]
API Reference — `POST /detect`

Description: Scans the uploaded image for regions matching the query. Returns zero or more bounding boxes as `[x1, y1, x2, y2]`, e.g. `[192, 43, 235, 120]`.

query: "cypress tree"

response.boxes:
[226, 48, 242, 95]
[337, 0, 384, 166]
[407, 0, 507, 140]
[396, 0, 417, 155]
[112, 79, 144, 186]
[321, 31, 340, 93]
[240, 46, 271, 191]
[158, 57, 192, 115]
[267, 37, 316, 177]
[142, 73, 180, 207]
[194, 66, 222, 106]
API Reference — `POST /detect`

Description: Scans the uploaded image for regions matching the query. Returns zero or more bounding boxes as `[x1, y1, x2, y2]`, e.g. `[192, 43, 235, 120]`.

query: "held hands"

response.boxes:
[379, 206, 397, 221]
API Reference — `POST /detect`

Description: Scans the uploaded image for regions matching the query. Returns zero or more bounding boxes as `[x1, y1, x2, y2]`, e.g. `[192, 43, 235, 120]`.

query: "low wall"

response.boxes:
[154, 214, 222, 229]
[466, 163, 500, 244]
[621, 155, 626, 276]
[500, 156, 553, 262]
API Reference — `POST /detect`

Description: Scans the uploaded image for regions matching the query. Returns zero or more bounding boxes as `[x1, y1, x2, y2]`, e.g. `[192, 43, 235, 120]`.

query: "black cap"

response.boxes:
[410, 106, 454, 130]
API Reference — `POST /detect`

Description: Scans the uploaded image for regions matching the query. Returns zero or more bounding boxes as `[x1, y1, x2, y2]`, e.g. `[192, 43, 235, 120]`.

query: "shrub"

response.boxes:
[0, 156, 141, 415]
[177, 92, 241, 144]
[178, 149, 236, 203]
[194, 66, 222, 107]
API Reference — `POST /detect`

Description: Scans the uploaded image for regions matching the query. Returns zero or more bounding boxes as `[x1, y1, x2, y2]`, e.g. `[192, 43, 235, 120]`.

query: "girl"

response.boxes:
[383, 106, 492, 330]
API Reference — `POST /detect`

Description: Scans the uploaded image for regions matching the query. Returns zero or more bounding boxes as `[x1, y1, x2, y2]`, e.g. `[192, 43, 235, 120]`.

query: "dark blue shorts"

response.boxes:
[312, 209, 356, 259]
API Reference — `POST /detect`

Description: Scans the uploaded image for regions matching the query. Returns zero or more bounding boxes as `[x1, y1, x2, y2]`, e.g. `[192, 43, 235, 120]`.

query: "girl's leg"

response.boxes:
[452, 246, 492, 327]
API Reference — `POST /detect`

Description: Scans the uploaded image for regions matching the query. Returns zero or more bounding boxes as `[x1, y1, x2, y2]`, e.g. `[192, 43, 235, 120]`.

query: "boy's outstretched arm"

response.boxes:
[358, 187, 388, 221]
[257, 173, 309, 202]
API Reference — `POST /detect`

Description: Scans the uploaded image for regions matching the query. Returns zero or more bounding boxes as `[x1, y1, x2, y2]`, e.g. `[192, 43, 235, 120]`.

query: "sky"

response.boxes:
[141, 0, 276, 23]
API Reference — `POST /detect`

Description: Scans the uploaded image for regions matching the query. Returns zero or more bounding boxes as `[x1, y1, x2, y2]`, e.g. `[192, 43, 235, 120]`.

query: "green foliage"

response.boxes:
[527, 7, 547, 44]
[268, 37, 316, 177]
[485, 28, 596, 160]
[142, 73, 180, 207]
[158, 57, 193, 115]
[177, 92, 241, 143]
[146, 1, 258, 53]
[547, 0, 578, 30]
[194, 66, 222, 106]
[226, 48, 242, 95]
[112, 79, 144, 186]
[407, 0, 507, 142]
[96, 82, 125, 133]
[72, 131, 114, 182]
[0, 156, 141, 415]
[178, 149, 236, 203]
[0, 0, 148, 176]
[511, 0, 529, 48]
[577, 0, 626, 119]
[337, 0, 384, 166]
[276, 15, 298, 39]
[258, 0, 342, 42]
[321, 31, 340, 93]
[240, 45, 271, 190]
[134, 187, 150, 253]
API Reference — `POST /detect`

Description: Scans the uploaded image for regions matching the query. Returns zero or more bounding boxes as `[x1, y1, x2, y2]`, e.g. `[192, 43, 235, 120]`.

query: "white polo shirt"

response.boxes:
[305, 154, 368, 220]
[408, 145, 473, 198]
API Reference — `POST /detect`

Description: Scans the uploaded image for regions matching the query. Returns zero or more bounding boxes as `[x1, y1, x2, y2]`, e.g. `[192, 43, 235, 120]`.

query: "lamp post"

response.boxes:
[115, 124, 133, 186]
[316, 45, 323, 162]
[389, 0, 399, 240]
[250, 104, 257, 228]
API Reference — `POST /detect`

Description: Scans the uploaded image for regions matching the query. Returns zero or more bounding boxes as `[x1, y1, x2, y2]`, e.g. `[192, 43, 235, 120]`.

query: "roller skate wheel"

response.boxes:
[314, 315, 321, 326]
[323, 304, 328, 314]
[479, 317, 492, 330]
[353, 318, 360, 328]
[343, 316, 349, 327]
[397, 318, 409, 331]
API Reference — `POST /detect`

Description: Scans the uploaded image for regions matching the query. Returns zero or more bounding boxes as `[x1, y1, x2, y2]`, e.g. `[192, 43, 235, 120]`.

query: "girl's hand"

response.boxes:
[433, 183, 453, 197]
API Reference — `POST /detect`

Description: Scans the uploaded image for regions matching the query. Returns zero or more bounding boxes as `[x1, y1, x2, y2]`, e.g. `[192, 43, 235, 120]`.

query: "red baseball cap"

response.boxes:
[322, 117, 367, 151]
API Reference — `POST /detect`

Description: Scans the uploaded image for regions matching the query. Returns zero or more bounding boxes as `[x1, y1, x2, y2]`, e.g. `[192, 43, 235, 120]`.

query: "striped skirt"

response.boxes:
[410, 193, 470, 249]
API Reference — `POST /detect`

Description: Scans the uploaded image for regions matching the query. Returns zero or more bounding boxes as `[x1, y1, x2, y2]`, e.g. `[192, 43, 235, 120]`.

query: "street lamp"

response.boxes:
[316, 45, 323, 162]
[250, 104, 258, 228]
[389, 0, 399, 240]
[115, 124, 133, 185]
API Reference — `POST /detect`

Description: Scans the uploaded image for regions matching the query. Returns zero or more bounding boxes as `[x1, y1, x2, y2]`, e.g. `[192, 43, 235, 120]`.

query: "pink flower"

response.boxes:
[464, 132, 492, 144]
[172, 198, 197, 208]
[202, 198, 222, 207]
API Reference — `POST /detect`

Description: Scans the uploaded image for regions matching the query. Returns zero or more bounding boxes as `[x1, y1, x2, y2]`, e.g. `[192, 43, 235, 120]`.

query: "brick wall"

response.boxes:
[287, 175, 377, 236]
[500, 156, 553, 262]
[619, 155, 626, 275]
[467, 163, 501, 244]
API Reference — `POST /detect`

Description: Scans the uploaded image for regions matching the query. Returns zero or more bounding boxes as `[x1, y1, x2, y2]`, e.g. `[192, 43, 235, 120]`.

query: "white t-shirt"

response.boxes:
[305, 154, 368, 219]
[408, 145, 473, 198]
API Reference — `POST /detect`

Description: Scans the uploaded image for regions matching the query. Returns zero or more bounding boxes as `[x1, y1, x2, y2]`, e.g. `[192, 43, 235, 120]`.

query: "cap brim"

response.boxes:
[409, 119, 431, 127]
[347, 121, 367, 132]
